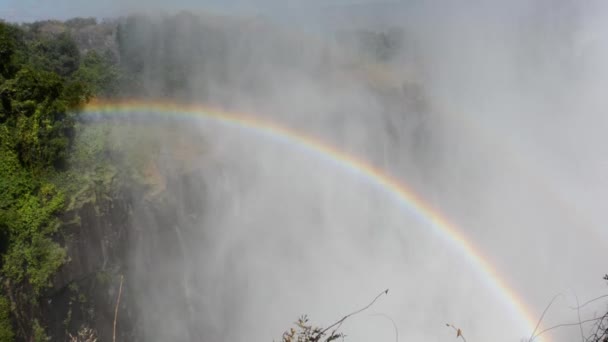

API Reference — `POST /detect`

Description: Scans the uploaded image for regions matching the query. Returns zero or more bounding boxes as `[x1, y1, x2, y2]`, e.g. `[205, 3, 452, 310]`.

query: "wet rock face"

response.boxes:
[54, 200, 129, 289]
[127, 169, 211, 342]
[43, 193, 135, 341]
[39, 166, 209, 341]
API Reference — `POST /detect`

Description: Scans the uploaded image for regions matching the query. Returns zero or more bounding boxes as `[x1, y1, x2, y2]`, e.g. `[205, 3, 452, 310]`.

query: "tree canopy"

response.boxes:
[0, 20, 117, 340]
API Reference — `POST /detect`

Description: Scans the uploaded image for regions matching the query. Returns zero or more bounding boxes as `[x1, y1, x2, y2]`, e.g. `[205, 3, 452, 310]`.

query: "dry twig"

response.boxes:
[570, 294, 608, 311]
[371, 313, 399, 342]
[113, 275, 124, 342]
[530, 316, 606, 341]
[528, 293, 563, 342]
[574, 292, 585, 342]
[446, 323, 467, 342]
[316, 289, 389, 340]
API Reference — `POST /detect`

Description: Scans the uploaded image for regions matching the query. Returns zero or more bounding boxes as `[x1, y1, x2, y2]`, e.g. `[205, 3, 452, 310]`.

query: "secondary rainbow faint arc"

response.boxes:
[84, 99, 542, 340]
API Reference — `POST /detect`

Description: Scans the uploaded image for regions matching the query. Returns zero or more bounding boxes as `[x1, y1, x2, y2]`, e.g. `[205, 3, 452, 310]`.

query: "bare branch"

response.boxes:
[446, 323, 467, 342]
[569, 294, 608, 311]
[370, 313, 399, 342]
[315, 289, 389, 341]
[528, 293, 563, 342]
[584, 311, 608, 342]
[573, 292, 585, 342]
[530, 316, 606, 341]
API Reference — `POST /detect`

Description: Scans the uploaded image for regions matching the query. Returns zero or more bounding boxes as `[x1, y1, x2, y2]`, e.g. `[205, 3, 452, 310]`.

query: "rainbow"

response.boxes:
[83, 99, 542, 340]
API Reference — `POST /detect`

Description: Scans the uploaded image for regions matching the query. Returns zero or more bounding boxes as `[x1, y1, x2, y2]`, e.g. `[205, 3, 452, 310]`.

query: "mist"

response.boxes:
[62, 1, 608, 341]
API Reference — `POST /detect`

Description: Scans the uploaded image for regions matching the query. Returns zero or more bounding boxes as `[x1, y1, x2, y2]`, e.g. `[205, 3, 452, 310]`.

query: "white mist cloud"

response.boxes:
[62, 0, 608, 341]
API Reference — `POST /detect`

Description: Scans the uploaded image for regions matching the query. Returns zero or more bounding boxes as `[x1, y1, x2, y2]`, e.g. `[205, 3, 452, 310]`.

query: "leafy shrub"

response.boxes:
[281, 315, 344, 342]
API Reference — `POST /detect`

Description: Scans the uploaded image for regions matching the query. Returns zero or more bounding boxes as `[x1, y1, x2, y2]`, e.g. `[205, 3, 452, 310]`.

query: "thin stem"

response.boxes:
[315, 289, 389, 341]
[113, 275, 124, 342]
[529, 293, 562, 342]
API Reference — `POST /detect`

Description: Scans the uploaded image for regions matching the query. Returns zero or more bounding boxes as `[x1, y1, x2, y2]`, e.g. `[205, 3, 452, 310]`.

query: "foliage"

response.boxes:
[72, 50, 119, 98]
[0, 296, 14, 342]
[0, 148, 67, 292]
[64, 17, 97, 30]
[32, 319, 49, 342]
[280, 291, 389, 342]
[0, 22, 17, 78]
[0, 18, 134, 339]
[29, 32, 80, 77]
[1, 67, 80, 170]
[0, 20, 97, 340]
[281, 315, 344, 342]
[68, 326, 98, 342]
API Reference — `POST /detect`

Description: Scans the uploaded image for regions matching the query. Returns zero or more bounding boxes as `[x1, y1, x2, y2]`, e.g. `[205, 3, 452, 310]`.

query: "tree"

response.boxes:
[72, 50, 119, 98]
[0, 21, 24, 79]
[1, 67, 78, 169]
[30, 32, 80, 77]
[0, 21, 88, 341]
[0, 23, 15, 78]
[585, 274, 608, 342]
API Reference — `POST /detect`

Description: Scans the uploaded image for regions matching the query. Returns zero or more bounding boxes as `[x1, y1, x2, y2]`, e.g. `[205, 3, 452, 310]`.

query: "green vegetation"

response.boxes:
[0, 20, 118, 340]
[72, 50, 120, 98]
[32, 320, 48, 342]
[29, 32, 80, 77]
[0, 296, 14, 341]
[0, 14, 415, 342]
[280, 316, 344, 342]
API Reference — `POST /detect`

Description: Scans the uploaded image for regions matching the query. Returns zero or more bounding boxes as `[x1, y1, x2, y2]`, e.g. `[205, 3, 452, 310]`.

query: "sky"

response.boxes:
[0, 0, 389, 22]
